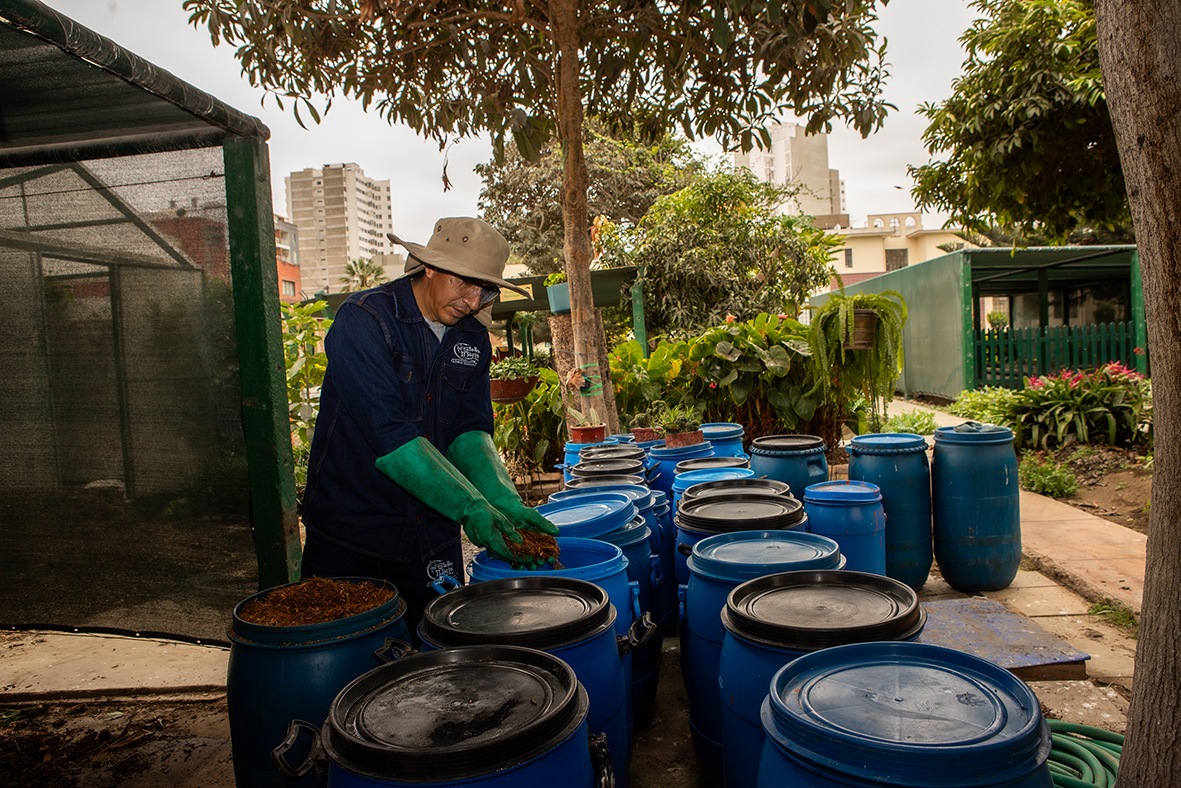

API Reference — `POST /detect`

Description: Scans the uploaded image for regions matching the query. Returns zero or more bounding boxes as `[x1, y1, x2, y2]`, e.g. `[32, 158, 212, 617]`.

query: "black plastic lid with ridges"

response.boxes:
[750, 434, 826, 452]
[676, 494, 805, 531]
[722, 570, 925, 651]
[675, 456, 751, 473]
[579, 444, 646, 461]
[323, 645, 587, 781]
[420, 577, 613, 650]
[569, 458, 646, 476]
[681, 478, 793, 501]
[563, 474, 647, 488]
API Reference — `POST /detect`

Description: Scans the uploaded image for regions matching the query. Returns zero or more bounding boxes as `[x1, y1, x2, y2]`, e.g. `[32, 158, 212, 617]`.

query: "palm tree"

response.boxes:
[339, 258, 388, 291]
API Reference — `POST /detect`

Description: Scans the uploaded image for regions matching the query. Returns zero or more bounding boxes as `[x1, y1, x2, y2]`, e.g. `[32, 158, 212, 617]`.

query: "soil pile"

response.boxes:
[237, 577, 396, 627]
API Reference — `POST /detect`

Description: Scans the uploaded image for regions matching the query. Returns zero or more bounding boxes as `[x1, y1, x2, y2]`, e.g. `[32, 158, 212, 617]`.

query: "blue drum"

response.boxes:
[719, 570, 926, 788]
[275, 646, 613, 788]
[700, 423, 747, 458]
[671, 467, 755, 519]
[758, 642, 1052, 788]
[418, 578, 631, 787]
[674, 495, 808, 587]
[748, 434, 828, 499]
[683, 533, 842, 787]
[561, 437, 618, 482]
[803, 480, 887, 575]
[848, 433, 932, 589]
[932, 422, 1021, 592]
[648, 441, 714, 498]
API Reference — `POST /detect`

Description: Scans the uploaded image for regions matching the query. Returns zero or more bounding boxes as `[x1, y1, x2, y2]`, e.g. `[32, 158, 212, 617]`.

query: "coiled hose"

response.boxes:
[1047, 720, 1124, 787]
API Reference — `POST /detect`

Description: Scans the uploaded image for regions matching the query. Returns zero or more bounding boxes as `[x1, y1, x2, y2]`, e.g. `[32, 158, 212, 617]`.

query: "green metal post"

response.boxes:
[1130, 251, 1149, 375]
[631, 280, 649, 358]
[961, 252, 977, 391]
[223, 137, 301, 589]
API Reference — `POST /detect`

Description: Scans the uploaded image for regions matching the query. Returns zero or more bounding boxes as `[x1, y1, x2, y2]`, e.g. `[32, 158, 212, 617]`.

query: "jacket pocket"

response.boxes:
[392, 350, 425, 422]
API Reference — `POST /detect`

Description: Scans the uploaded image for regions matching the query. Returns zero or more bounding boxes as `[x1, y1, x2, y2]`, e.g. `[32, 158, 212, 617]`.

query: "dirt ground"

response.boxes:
[1042, 445, 1153, 534]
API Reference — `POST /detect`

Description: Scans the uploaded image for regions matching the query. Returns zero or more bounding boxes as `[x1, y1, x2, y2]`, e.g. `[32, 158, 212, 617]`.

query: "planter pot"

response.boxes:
[571, 424, 608, 444]
[631, 427, 660, 443]
[490, 375, 540, 405]
[547, 282, 571, 315]
[663, 429, 704, 448]
[843, 309, 878, 350]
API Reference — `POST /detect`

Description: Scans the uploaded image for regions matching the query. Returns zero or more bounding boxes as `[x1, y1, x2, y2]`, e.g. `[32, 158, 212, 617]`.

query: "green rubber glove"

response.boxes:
[375, 437, 521, 564]
[447, 431, 560, 539]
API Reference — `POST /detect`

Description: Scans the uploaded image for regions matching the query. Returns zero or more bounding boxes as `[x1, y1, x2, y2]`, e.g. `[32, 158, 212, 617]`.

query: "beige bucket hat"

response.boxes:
[390, 217, 530, 298]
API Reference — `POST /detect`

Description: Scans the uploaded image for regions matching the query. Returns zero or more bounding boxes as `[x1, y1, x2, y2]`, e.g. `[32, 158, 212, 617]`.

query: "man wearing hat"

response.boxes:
[300, 217, 558, 632]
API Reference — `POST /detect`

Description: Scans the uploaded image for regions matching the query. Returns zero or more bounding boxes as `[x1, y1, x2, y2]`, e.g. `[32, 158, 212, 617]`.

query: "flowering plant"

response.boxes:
[1013, 362, 1151, 448]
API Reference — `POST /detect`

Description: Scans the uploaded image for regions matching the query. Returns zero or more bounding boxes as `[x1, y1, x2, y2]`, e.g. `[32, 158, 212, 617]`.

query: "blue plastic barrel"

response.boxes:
[748, 435, 828, 499]
[610, 433, 635, 443]
[291, 646, 612, 788]
[758, 642, 1053, 788]
[536, 492, 637, 539]
[647, 441, 714, 498]
[227, 577, 410, 788]
[803, 480, 887, 575]
[719, 570, 926, 788]
[701, 423, 747, 458]
[652, 491, 678, 639]
[600, 517, 662, 731]
[932, 422, 1021, 592]
[561, 437, 618, 482]
[848, 433, 933, 589]
[674, 495, 808, 587]
[671, 467, 756, 519]
[681, 533, 842, 787]
[419, 578, 631, 788]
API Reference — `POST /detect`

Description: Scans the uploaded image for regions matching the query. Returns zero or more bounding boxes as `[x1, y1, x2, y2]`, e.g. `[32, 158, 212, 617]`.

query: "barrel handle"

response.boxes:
[588, 731, 616, 788]
[373, 638, 415, 665]
[630, 611, 658, 650]
[271, 720, 324, 781]
[648, 554, 662, 591]
[677, 543, 693, 557]
[678, 583, 688, 629]
[628, 581, 642, 621]
[430, 573, 461, 596]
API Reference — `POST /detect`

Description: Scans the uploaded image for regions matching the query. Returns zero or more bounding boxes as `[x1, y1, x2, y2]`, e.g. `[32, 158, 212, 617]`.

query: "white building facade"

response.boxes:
[733, 122, 845, 217]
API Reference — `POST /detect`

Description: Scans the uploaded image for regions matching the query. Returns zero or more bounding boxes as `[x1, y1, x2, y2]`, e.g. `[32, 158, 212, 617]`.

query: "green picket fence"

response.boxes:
[976, 322, 1138, 390]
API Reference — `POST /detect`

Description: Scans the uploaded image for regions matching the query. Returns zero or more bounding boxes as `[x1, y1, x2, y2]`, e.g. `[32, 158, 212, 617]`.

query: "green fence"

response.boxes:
[976, 322, 1139, 389]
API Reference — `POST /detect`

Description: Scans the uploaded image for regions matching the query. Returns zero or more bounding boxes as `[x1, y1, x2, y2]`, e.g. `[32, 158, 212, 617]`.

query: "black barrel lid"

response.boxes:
[568, 458, 646, 477]
[675, 456, 751, 473]
[750, 434, 826, 453]
[681, 477, 793, 500]
[722, 570, 925, 651]
[563, 474, 647, 489]
[420, 577, 613, 650]
[580, 444, 646, 461]
[324, 645, 587, 781]
[677, 494, 805, 532]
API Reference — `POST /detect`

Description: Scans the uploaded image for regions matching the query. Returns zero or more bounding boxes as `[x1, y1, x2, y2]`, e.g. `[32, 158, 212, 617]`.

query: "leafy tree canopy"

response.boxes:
[602, 167, 839, 336]
[339, 257, 389, 291]
[476, 119, 705, 276]
[909, 0, 1127, 240]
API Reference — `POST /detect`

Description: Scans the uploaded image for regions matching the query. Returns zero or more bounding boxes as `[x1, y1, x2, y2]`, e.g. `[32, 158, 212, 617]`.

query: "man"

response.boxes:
[300, 217, 558, 632]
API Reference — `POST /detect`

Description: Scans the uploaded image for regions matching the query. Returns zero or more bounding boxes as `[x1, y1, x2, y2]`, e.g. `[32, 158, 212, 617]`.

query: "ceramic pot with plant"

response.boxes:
[489, 355, 540, 404]
[568, 404, 606, 443]
[628, 412, 660, 443]
[657, 403, 704, 448]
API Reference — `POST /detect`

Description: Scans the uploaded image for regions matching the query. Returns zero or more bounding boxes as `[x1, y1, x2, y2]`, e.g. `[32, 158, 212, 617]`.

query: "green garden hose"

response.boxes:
[1047, 719, 1124, 788]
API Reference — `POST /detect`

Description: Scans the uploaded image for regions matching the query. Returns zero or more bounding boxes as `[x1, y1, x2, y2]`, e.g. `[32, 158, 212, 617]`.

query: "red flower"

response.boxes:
[1133, 347, 1145, 356]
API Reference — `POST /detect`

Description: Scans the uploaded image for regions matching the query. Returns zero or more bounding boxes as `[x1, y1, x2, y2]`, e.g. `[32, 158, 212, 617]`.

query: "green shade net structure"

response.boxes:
[0, 149, 258, 644]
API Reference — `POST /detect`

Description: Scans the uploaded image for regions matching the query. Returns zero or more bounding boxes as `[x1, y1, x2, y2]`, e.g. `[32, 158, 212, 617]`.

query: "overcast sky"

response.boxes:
[44, 0, 980, 235]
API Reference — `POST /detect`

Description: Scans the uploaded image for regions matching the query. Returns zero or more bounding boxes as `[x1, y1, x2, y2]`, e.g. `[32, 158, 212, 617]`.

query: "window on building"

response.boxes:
[282, 280, 296, 297]
[844, 248, 853, 268]
[885, 249, 909, 272]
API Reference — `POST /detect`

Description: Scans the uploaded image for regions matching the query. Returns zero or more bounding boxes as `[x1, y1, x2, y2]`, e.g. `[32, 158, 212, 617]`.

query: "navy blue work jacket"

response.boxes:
[301, 277, 494, 562]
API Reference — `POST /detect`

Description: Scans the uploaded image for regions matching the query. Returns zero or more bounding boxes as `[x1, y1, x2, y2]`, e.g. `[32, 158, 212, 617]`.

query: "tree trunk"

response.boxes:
[1093, 3, 1181, 784]
[549, 311, 621, 437]
[550, 0, 611, 428]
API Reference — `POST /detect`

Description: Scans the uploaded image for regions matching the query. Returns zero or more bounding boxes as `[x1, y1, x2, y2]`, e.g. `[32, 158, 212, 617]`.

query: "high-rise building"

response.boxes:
[285, 163, 394, 294]
[733, 122, 845, 218]
[274, 215, 301, 303]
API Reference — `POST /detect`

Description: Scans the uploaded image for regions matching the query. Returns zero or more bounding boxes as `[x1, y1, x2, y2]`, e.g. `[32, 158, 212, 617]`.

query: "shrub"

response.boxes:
[493, 368, 565, 478]
[489, 354, 539, 380]
[986, 310, 1008, 329]
[885, 409, 939, 435]
[1018, 455, 1079, 498]
[1013, 362, 1152, 449]
[949, 386, 1018, 426]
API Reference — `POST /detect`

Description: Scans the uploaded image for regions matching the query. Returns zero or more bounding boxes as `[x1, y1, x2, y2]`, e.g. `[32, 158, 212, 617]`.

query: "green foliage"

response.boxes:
[610, 312, 845, 449]
[1088, 598, 1139, 638]
[567, 405, 603, 427]
[885, 410, 939, 435]
[1012, 363, 1152, 449]
[908, 0, 1127, 240]
[543, 271, 567, 287]
[1018, 454, 1079, 498]
[489, 355, 539, 381]
[949, 386, 1019, 426]
[602, 167, 840, 335]
[986, 311, 1009, 329]
[339, 257, 389, 292]
[651, 401, 705, 435]
[493, 368, 565, 477]
[477, 121, 705, 276]
[807, 287, 907, 429]
[281, 300, 332, 447]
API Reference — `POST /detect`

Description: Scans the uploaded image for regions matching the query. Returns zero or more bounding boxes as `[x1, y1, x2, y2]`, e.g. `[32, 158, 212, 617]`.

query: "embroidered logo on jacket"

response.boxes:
[452, 342, 481, 367]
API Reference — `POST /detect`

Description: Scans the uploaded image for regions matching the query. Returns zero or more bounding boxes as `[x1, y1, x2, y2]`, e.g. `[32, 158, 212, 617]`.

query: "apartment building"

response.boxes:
[733, 122, 845, 217]
[274, 215, 301, 303]
[285, 163, 393, 295]
[823, 212, 977, 290]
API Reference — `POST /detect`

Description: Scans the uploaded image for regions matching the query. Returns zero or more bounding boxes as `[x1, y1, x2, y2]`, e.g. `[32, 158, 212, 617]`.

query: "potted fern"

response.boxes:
[489, 355, 540, 405]
[568, 404, 606, 443]
[545, 271, 571, 315]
